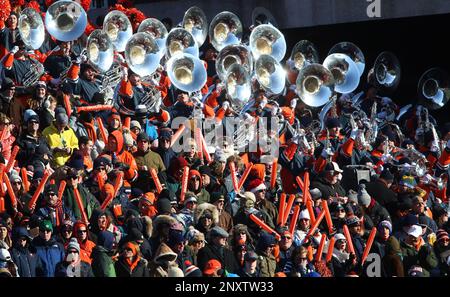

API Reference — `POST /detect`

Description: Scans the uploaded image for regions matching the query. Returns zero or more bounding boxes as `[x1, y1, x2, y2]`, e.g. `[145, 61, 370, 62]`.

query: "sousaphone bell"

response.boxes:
[182, 6, 208, 47]
[255, 54, 286, 95]
[125, 32, 161, 77]
[249, 24, 286, 62]
[417, 68, 450, 110]
[209, 11, 243, 52]
[138, 18, 168, 58]
[225, 63, 252, 107]
[19, 8, 45, 49]
[296, 63, 335, 107]
[87, 29, 114, 73]
[288, 40, 319, 71]
[166, 53, 207, 93]
[251, 6, 278, 27]
[103, 10, 132, 52]
[45, 0, 87, 42]
[323, 53, 360, 94]
[165, 28, 199, 59]
[216, 44, 253, 81]
[367, 51, 401, 91]
[328, 42, 365, 76]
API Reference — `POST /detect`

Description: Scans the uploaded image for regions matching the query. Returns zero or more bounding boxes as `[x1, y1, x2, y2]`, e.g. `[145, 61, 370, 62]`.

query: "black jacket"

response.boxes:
[197, 244, 239, 274]
[364, 178, 397, 214]
[55, 261, 94, 277]
[311, 176, 346, 201]
[10, 245, 38, 277]
[365, 199, 392, 227]
[114, 257, 149, 277]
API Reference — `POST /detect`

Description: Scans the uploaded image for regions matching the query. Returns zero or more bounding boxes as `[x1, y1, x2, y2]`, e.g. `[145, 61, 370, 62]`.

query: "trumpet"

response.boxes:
[22, 59, 45, 87]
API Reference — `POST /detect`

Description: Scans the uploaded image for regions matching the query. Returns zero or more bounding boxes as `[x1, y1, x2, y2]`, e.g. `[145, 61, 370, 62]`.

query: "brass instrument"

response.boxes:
[254, 54, 286, 95]
[103, 10, 132, 52]
[166, 53, 207, 93]
[22, 58, 45, 87]
[215, 44, 253, 81]
[182, 6, 208, 47]
[417, 68, 450, 110]
[125, 32, 161, 77]
[249, 24, 286, 62]
[45, 0, 87, 42]
[165, 28, 199, 59]
[288, 40, 319, 71]
[367, 51, 401, 92]
[251, 6, 278, 27]
[138, 18, 168, 58]
[225, 63, 252, 107]
[19, 8, 45, 50]
[296, 63, 335, 107]
[87, 29, 114, 72]
[209, 11, 242, 51]
[323, 53, 360, 94]
[328, 42, 365, 77]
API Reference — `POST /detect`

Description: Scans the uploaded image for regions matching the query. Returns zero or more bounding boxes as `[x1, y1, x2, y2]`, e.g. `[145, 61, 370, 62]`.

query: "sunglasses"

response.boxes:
[97, 167, 106, 171]
[67, 176, 79, 180]
[68, 250, 78, 254]
[13, 181, 21, 185]
[125, 248, 133, 252]
[78, 230, 87, 234]
[281, 236, 292, 240]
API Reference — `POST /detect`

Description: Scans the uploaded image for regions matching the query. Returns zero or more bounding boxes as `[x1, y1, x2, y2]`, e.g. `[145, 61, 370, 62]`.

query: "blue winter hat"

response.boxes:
[167, 230, 185, 248]
[23, 109, 38, 123]
[97, 231, 115, 251]
[257, 232, 276, 251]
[378, 220, 392, 234]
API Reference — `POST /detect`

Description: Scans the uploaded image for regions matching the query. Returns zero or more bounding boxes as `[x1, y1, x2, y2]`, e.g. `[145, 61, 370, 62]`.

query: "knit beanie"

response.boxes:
[357, 184, 371, 207]
[67, 238, 80, 253]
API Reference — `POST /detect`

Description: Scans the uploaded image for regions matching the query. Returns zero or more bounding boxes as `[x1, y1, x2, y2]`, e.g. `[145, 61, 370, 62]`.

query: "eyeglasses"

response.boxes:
[13, 181, 21, 185]
[257, 189, 266, 193]
[125, 248, 133, 252]
[97, 167, 106, 171]
[67, 176, 79, 180]
[281, 236, 292, 240]
[47, 192, 57, 197]
[338, 209, 346, 213]
[68, 250, 78, 254]
[78, 229, 87, 234]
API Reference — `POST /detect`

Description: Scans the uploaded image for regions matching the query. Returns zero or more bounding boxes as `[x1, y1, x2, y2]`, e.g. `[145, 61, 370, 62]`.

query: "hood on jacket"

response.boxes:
[110, 130, 124, 154]
[151, 215, 178, 239]
[188, 170, 203, 192]
[194, 203, 219, 225]
[250, 164, 266, 181]
[154, 242, 177, 265]
[167, 156, 188, 178]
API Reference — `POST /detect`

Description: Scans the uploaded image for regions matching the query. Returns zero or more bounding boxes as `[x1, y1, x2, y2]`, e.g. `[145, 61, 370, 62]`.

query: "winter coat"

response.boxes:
[55, 261, 94, 277]
[400, 239, 438, 276]
[365, 199, 392, 227]
[257, 252, 276, 277]
[364, 178, 398, 213]
[91, 245, 116, 277]
[197, 244, 239, 274]
[134, 149, 166, 173]
[218, 210, 234, 234]
[114, 257, 149, 277]
[311, 176, 346, 201]
[16, 133, 51, 168]
[63, 185, 100, 221]
[382, 236, 404, 277]
[42, 122, 79, 166]
[31, 236, 65, 277]
[10, 245, 38, 277]
[331, 248, 352, 277]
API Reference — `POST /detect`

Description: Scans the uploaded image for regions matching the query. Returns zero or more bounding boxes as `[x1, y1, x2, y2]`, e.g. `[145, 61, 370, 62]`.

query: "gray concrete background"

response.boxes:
[89, 0, 450, 29]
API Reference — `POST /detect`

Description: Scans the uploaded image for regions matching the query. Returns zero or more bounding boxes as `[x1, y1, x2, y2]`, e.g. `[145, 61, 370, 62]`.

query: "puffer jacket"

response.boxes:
[31, 236, 65, 277]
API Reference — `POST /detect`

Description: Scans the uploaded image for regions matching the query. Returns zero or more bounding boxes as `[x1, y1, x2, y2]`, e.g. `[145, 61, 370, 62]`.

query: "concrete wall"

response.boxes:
[88, 0, 450, 29]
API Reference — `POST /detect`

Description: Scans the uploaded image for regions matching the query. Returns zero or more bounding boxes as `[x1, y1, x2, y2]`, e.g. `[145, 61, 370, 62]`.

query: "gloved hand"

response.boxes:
[350, 128, 359, 140]
[321, 147, 334, 159]
[121, 66, 128, 80]
[258, 98, 268, 109]
[222, 101, 230, 111]
[430, 140, 440, 153]
[192, 95, 204, 109]
[115, 54, 125, 64]
[381, 153, 393, 163]
[10, 46, 19, 55]
[74, 53, 87, 64]
[290, 98, 298, 109]
[289, 84, 297, 91]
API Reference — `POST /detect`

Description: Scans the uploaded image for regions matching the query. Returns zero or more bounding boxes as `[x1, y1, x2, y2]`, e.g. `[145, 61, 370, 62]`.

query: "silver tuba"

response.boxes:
[417, 68, 450, 110]
[215, 44, 253, 81]
[19, 8, 45, 50]
[323, 53, 360, 94]
[138, 18, 168, 58]
[225, 63, 252, 107]
[125, 32, 161, 77]
[87, 29, 114, 72]
[288, 40, 319, 71]
[251, 6, 278, 27]
[328, 42, 365, 77]
[254, 54, 286, 95]
[367, 51, 401, 91]
[166, 53, 207, 93]
[165, 28, 199, 59]
[182, 6, 208, 47]
[103, 10, 132, 52]
[45, 0, 87, 42]
[209, 11, 242, 52]
[249, 24, 286, 62]
[296, 63, 335, 107]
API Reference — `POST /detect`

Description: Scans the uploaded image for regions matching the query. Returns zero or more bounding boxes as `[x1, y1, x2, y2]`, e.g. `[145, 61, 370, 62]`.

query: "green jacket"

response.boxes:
[257, 253, 277, 277]
[64, 185, 100, 221]
[134, 150, 166, 172]
[400, 240, 438, 276]
[91, 246, 116, 277]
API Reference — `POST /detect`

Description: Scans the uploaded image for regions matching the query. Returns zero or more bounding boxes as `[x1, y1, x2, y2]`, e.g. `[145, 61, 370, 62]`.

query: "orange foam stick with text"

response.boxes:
[96, 117, 108, 145]
[179, 166, 189, 203]
[326, 237, 336, 262]
[150, 168, 163, 194]
[73, 188, 89, 224]
[123, 117, 131, 129]
[97, 172, 105, 191]
[237, 162, 253, 191]
[63, 94, 72, 117]
[249, 213, 281, 241]
[277, 193, 286, 226]
[21, 168, 30, 193]
[113, 204, 123, 218]
[57, 180, 66, 205]
[199, 129, 212, 164]
[282, 194, 296, 226]
[321, 200, 334, 234]
[3, 172, 17, 208]
[270, 158, 278, 189]
[5, 145, 19, 173]
[305, 210, 325, 240]
[100, 193, 113, 210]
[361, 227, 377, 264]
[288, 205, 301, 235]
[306, 199, 316, 225]
[77, 105, 114, 113]
[343, 225, 355, 255]
[228, 162, 239, 193]
[28, 170, 50, 210]
[303, 171, 311, 205]
[170, 124, 186, 148]
[194, 128, 203, 160]
[0, 197, 4, 213]
[315, 233, 327, 262]
[0, 127, 7, 141]
[0, 164, 5, 196]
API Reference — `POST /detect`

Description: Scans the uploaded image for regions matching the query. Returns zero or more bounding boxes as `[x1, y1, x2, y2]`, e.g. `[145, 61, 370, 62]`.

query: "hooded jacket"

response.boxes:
[31, 236, 65, 277]
[73, 221, 96, 264]
[188, 170, 210, 205]
[115, 242, 149, 277]
[106, 130, 138, 183]
[42, 122, 79, 167]
[382, 236, 404, 277]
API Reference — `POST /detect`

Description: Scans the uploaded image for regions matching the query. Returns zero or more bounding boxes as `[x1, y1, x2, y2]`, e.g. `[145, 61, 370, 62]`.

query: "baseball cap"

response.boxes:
[39, 220, 53, 232]
[244, 251, 258, 261]
[324, 161, 343, 174]
[407, 225, 422, 238]
[203, 259, 222, 275]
